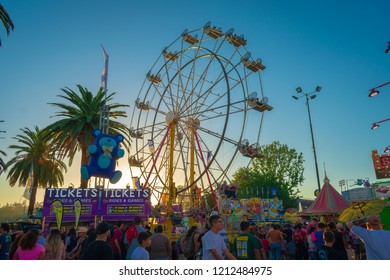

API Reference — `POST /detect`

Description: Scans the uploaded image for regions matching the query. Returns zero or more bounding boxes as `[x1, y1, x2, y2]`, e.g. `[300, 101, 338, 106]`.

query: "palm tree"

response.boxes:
[46, 85, 130, 188]
[0, 3, 14, 47]
[6, 126, 67, 215]
[0, 149, 6, 174]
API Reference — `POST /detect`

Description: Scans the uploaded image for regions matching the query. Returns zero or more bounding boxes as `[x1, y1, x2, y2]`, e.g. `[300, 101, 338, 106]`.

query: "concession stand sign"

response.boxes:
[43, 188, 151, 223]
[100, 188, 151, 220]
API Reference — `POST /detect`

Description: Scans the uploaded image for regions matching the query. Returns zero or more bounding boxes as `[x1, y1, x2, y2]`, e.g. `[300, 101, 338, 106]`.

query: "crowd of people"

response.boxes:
[0, 214, 389, 260]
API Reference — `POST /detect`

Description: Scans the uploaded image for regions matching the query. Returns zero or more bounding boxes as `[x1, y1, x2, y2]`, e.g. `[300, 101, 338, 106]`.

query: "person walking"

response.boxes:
[45, 229, 66, 260]
[12, 229, 45, 260]
[82, 222, 113, 260]
[347, 215, 390, 260]
[266, 224, 284, 260]
[110, 221, 125, 260]
[233, 221, 261, 260]
[0, 223, 11, 260]
[149, 225, 172, 260]
[125, 217, 146, 260]
[317, 231, 338, 260]
[130, 232, 152, 260]
[328, 222, 348, 260]
[202, 215, 236, 260]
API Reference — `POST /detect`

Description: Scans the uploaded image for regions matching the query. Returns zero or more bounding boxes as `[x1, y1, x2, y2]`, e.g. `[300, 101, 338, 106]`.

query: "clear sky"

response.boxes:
[1, 0, 390, 207]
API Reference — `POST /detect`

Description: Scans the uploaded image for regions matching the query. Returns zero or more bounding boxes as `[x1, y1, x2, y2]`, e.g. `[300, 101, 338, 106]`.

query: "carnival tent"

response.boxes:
[303, 174, 351, 215]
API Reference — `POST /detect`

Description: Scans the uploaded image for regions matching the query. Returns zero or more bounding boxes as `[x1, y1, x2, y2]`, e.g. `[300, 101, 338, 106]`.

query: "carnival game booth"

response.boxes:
[219, 196, 285, 240]
[42, 188, 151, 233]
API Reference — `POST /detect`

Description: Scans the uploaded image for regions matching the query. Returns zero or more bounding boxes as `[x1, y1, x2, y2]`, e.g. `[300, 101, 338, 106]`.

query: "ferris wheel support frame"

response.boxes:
[194, 131, 219, 212]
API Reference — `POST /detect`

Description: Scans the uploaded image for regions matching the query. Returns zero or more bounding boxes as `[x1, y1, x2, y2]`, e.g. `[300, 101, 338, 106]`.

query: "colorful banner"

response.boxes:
[52, 200, 63, 230]
[74, 200, 82, 230]
[218, 197, 283, 221]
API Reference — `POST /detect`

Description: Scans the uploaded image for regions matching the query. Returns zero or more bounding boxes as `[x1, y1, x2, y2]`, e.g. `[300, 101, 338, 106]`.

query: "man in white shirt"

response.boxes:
[202, 215, 236, 260]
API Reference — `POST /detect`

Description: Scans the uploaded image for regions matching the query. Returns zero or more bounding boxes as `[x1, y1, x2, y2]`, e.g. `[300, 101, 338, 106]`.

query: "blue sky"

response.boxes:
[1, 0, 390, 206]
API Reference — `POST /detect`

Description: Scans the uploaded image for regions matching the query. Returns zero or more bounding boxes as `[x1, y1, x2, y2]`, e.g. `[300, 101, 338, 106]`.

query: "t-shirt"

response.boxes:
[125, 225, 146, 260]
[15, 244, 45, 260]
[150, 233, 171, 259]
[0, 233, 11, 260]
[202, 230, 227, 260]
[233, 233, 260, 260]
[351, 225, 390, 260]
[131, 246, 149, 260]
[219, 229, 229, 247]
[314, 231, 325, 249]
[109, 227, 123, 255]
[82, 240, 113, 260]
[317, 245, 337, 260]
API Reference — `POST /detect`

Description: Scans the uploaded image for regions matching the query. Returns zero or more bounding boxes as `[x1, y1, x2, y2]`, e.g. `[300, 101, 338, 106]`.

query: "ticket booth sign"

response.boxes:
[372, 150, 390, 179]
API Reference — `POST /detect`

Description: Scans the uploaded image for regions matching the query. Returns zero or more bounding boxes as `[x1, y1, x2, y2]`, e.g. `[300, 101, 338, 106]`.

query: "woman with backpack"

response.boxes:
[181, 226, 197, 260]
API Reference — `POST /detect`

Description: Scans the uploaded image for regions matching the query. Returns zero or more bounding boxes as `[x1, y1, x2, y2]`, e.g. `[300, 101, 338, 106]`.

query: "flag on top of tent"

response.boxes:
[207, 150, 212, 164]
[148, 139, 155, 153]
[101, 45, 109, 91]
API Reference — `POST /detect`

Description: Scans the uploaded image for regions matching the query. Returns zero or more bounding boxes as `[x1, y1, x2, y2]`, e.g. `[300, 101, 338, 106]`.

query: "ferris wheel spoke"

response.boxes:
[191, 61, 250, 119]
[162, 61, 178, 112]
[196, 130, 230, 177]
[180, 58, 241, 119]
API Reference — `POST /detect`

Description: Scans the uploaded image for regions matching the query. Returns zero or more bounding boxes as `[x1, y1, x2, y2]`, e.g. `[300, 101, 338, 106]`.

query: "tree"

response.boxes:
[232, 141, 304, 209]
[0, 3, 14, 47]
[5, 126, 67, 215]
[0, 149, 6, 174]
[46, 85, 130, 188]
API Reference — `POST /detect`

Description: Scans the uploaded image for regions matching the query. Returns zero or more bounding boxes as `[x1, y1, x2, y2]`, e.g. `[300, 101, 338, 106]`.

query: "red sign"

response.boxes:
[372, 150, 390, 179]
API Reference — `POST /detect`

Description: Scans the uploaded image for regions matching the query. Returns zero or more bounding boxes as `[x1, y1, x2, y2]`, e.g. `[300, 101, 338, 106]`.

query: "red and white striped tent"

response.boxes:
[303, 174, 351, 216]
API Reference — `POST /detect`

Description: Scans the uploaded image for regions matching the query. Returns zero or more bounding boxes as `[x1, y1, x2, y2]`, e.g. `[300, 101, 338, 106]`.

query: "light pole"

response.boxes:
[292, 86, 322, 192]
[369, 41, 390, 129]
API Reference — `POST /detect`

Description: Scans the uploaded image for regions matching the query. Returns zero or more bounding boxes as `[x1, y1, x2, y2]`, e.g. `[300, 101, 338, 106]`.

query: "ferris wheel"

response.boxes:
[129, 22, 272, 214]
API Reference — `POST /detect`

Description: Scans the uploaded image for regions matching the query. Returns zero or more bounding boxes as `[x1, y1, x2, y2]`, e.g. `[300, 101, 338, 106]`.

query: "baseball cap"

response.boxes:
[96, 222, 110, 234]
[78, 227, 88, 234]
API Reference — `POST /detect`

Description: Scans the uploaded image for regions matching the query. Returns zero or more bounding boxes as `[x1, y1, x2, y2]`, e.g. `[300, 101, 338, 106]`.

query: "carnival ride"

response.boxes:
[128, 22, 273, 232]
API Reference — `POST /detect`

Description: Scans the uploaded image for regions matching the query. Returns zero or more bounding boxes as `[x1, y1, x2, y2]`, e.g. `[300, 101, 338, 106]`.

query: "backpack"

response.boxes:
[183, 233, 195, 259]
[317, 248, 328, 260]
[293, 229, 304, 243]
[126, 225, 138, 244]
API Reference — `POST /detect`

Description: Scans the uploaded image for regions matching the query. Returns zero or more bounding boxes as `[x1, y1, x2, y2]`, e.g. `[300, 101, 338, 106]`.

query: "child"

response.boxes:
[130, 232, 151, 260]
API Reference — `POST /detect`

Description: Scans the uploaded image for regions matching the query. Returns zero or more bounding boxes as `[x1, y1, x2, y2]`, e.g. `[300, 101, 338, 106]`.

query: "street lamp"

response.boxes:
[385, 41, 390, 54]
[292, 86, 322, 192]
[371, 117, 390, 130]
[368, 81, 390, 97]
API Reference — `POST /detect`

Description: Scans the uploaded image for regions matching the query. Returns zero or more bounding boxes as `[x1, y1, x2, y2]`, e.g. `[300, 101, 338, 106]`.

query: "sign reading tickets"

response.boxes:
[100, 189, 151, 220]
[43, 188, 100, 223]
[43, 188, 151, 224]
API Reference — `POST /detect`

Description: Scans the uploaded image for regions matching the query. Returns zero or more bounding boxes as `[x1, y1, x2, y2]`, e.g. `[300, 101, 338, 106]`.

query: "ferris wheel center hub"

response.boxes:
[187, 117, 200, 130]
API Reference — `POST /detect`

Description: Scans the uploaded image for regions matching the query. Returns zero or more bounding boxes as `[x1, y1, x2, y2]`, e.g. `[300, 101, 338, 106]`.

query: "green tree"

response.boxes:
[46, 85, 130, 188]
[233, 141, 304, 209]
[5, 126, 67, 215]
[0, 3, 14, 47]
